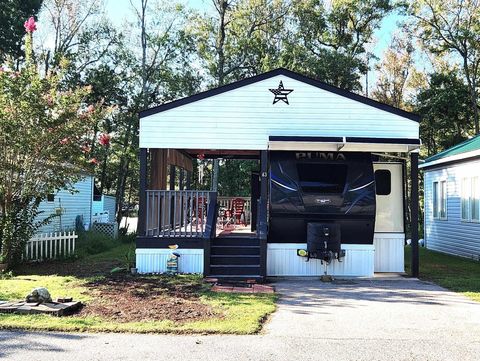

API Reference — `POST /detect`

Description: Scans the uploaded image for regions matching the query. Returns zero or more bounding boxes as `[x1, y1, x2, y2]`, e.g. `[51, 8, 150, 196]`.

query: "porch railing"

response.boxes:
[217, 196, 252, 224]
[145, 190, 216, 238]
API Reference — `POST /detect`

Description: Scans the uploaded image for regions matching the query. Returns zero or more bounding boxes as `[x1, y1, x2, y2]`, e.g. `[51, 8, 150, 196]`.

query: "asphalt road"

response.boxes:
[2, 278, 480, 361]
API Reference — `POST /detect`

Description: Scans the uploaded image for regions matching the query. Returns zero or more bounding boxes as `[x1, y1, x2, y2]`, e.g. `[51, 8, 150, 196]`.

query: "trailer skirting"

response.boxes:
[136, 233, 404, 275]
[266, 243, 375, 277]
[136, 248, 204, 274]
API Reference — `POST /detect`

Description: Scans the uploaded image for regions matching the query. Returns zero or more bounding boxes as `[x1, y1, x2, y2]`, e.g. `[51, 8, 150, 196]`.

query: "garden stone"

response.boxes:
[25, 287, 52, 303]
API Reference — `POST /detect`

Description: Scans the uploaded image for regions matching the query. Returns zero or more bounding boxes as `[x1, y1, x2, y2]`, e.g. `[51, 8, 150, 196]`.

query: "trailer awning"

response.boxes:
[268, 136, 421, 153]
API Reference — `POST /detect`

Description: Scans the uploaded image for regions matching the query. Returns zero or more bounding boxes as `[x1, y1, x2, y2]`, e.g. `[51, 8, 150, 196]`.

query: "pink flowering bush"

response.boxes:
[98, 133, 111, 146]
[24, 17, 37, 33]
[0, 19, 108, 266]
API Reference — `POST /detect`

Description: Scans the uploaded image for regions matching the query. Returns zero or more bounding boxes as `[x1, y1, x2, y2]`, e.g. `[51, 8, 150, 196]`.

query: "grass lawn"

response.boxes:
[0, 240, 276, 334]
[405, 246, 480, 302]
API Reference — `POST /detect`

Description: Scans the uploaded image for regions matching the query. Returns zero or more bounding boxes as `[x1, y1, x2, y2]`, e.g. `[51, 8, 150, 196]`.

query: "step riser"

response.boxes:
[212, 238, 260, 247]
[211, 246, 260, 255]
[210, 266, 261, 276]
[210, 256, 260, 265]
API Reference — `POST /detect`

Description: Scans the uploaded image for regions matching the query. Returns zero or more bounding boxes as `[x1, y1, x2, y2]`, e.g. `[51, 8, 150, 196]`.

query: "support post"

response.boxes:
[211, 159, 219, 191]
[186, 171, 192, 190]
[410, 152, 419, 277]
[138, 148, 148, 236]
[258, 150, 268, 279]
[169, 165, 176, 190]
[179, 168, 185, 190]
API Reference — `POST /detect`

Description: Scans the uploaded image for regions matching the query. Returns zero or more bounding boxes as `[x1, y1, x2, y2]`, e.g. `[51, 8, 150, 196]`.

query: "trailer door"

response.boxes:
[373, 163, 404, 233]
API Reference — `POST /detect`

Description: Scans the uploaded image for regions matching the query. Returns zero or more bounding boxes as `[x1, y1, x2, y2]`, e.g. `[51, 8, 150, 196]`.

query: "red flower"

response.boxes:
[98, 133, 111, 146]
[86, 105, 95, 113]
[24, 17, 37, 33]
[89, 158, 99, 165]
[59, 138, 69, 145]
[81, 145, 91, 153]
[197, 153, 205, 160]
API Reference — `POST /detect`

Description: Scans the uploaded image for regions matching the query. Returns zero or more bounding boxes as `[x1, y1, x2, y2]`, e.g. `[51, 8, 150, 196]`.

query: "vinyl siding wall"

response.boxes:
[36, 176, 94, 234]
[92, 195, 116, 223]
[140, 75, 419, 150]
[424, 159, 480, 259]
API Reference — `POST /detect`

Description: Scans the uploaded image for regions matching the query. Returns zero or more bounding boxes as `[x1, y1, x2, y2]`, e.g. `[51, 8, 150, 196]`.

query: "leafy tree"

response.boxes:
[0, 0, 43, 61]
[0, 19, 108, 266]
[408, 0, 480, 134]
[193, 0, 289, 86]
[285, 0, 394, 91]
[371, 34, 415, 109]
[416, 71, 473, 157]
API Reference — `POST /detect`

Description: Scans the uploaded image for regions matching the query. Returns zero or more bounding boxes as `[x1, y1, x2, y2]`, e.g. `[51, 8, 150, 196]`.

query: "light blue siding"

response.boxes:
[424, 159, 480, 259]
[103, 196, 116, 222]
[36, 176, 94, 234]
[92, 195, 116, 223]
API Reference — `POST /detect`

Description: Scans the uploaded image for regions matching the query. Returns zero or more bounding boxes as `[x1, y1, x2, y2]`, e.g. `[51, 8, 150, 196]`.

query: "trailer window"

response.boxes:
[296, 163, 348, 193]
[374, 170, 391, 195]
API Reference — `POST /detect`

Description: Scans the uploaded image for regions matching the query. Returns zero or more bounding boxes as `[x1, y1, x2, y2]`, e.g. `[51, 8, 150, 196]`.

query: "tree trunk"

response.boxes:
[141, 0, 148, 108]
[215, 1, 228, 86]
[463, 57, 479, 134]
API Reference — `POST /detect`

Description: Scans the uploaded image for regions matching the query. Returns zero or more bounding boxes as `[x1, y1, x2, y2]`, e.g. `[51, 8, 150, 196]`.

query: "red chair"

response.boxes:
[193, 196, 207, 229]
[231, 198, 247, 226]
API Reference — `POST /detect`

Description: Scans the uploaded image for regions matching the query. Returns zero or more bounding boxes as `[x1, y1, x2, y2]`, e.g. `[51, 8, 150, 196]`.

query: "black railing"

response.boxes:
[145, 190, 216, 238]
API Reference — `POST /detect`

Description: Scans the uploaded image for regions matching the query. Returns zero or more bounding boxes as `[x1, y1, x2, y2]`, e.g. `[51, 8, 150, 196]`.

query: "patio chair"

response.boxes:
[231, 198, 247, 226]
[192, 196, 207, 230]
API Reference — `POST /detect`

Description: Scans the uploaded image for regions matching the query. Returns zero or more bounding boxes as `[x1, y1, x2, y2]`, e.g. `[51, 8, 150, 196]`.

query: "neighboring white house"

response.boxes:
[420, 135, 480, 259]
[36, 174, 117, 234]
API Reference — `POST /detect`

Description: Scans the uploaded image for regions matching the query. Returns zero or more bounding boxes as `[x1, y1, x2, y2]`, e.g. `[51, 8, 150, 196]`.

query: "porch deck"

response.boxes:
[144, 190, 255, 239]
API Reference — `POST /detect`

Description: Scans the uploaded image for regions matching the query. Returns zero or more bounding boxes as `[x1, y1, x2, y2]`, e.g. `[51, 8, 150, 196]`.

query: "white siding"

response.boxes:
[36, 176, 93, 234]
[424, 160, 480, 259]
[267, 243, 374, 277]
[136, 248, 204, 274]
[373, 233, 405, 272]
[140, 75, 419, 150]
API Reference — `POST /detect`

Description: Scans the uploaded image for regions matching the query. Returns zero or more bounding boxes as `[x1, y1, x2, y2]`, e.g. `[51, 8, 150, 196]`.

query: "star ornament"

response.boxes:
[269, 81, 294, 105]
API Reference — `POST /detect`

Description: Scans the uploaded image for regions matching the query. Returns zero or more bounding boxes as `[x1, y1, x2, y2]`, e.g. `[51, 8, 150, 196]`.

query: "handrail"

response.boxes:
[204, 192, 218, 240]
[145, 190, 216, 238]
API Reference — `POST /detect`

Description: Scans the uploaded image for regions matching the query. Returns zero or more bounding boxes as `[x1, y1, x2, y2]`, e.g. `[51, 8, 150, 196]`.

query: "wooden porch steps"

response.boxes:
[208, 237, 263, 280]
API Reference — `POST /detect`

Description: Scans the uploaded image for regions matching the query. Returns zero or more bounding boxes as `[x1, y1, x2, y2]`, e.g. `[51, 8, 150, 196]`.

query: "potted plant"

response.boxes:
[0, 254, 8, 273]
[124, 247, 137, 275]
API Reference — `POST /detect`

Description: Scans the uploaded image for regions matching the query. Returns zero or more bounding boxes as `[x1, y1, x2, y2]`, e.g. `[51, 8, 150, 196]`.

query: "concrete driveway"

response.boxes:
[2, 278, 480, 361]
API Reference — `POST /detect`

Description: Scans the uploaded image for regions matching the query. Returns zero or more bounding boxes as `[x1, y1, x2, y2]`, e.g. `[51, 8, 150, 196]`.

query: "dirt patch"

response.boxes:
[79, 275, 220, 323]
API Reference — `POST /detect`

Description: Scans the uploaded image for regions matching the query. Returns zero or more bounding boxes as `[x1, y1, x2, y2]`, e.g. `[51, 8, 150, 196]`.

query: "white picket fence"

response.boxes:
[24, 231, 78, 261]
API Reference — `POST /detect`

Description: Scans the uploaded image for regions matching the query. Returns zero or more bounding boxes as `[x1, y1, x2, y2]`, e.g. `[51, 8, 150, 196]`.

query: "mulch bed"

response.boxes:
[78, 275, 220, 323]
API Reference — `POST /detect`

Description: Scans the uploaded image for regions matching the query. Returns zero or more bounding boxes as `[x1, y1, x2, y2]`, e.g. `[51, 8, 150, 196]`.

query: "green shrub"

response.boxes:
[118, 230, 136, 244]
[76, 231, 119, 257]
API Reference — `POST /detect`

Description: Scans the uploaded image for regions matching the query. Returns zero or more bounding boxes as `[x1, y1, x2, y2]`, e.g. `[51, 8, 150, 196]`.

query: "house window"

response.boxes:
[461, 178, 471, 221]
[47, 194, 55, 202]
[433, 180, 447, 220]
[463, 176, 479, 222]
[374, 169, 391, 195]
[472, 177, 479, 221]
